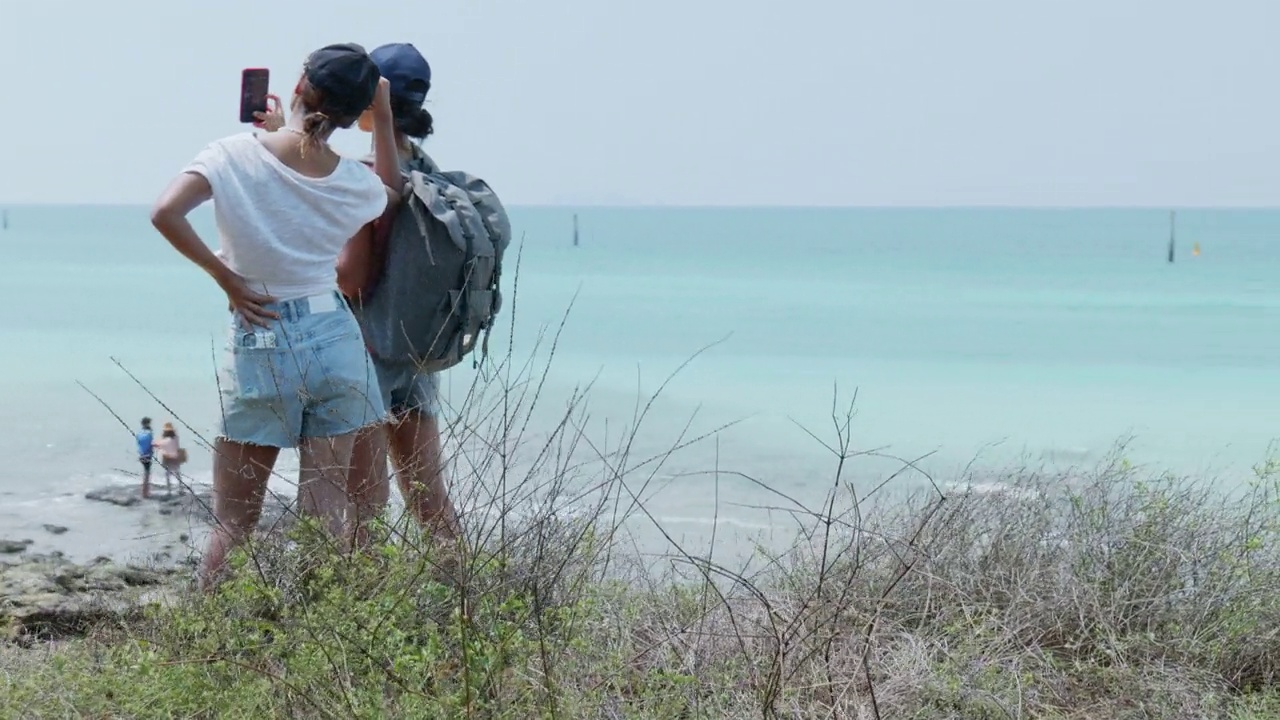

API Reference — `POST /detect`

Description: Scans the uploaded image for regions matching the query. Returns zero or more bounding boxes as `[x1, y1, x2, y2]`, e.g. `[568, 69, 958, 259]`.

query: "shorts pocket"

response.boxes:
[219, 331, 288, 403]
[316, 333, 377, 387]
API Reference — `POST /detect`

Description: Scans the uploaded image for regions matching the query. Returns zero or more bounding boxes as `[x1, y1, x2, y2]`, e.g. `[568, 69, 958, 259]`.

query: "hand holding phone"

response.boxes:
[239, 68, 270, 124]
[252, 95, 285, 131]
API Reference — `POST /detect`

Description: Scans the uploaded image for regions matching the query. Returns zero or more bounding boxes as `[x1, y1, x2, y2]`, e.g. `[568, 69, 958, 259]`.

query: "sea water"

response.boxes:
[1, 206, 1278, 562]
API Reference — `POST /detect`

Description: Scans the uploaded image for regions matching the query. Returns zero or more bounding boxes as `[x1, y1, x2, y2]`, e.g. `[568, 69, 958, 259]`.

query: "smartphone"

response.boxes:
[239, 68, 270, 124]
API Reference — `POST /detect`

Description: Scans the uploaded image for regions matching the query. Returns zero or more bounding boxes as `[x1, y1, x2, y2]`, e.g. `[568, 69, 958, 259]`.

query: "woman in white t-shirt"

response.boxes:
[150, 43, 405, 589]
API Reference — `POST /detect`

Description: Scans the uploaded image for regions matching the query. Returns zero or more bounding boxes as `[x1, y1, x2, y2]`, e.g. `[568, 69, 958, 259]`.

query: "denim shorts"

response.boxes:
[217, 291, 387, 448]
[373, 357, 441, 418]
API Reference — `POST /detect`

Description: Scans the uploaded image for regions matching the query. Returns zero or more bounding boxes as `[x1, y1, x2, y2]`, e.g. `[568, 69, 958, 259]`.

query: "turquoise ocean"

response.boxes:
[2, 206, 1279, 562]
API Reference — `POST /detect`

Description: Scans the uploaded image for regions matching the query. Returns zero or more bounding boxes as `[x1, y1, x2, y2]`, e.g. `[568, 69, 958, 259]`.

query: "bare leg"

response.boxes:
[201, 440, 280, 589]
[141, 459, 152, 499]
[346, 424, 390, 548]
[388, 411, 459, 541]
[298, 433, 358, 546]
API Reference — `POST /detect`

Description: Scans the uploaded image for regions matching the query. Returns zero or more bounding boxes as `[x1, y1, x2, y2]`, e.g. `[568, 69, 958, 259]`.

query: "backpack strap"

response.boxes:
[405, 173, 438, 266]
[409, 144, 439, 173]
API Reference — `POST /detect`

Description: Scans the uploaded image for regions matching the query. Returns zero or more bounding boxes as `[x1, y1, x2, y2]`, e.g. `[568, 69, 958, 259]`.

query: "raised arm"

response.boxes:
[338, 78, 402, 300]
[370, 78, 401, 196]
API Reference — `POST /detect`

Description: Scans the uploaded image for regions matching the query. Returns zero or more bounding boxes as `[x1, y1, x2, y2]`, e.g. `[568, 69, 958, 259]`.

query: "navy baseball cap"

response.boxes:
[370, 43, 431, 105]
[303, 43, 380, 118]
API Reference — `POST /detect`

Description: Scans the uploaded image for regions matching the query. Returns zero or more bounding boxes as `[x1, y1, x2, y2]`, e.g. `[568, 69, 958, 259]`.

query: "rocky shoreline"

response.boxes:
[1, 484, 294, 642]
[0, 552, 182, 642]
[82, 483, 294, 529]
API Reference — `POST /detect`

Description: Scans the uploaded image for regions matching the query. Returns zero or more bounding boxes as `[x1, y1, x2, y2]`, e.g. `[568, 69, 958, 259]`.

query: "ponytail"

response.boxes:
[301, 111, 337, 155]
[295, 81, 362, 154]
[391, 96, 434, 139]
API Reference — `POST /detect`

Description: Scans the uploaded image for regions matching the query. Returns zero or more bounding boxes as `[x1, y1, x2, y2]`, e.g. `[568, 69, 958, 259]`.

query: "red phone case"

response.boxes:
[240, 68, 270, 124]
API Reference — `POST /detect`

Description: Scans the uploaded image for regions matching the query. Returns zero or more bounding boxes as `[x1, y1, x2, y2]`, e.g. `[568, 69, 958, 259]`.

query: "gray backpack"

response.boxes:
[355, 148, 511, 372]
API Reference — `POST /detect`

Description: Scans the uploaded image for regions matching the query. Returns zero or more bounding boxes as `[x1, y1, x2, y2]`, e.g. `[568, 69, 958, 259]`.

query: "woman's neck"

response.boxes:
[285, 115, 334, 144]
[377, 134, 415, 159]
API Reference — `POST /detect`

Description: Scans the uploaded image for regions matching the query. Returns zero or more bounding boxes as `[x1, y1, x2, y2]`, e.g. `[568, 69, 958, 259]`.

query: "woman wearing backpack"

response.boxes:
[336, 42, 460, 545]
[150, 43, 404, 588]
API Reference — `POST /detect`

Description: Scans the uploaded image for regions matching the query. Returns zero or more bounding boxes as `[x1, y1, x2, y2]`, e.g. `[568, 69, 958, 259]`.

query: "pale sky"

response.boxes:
[1, 0, 1278, 206]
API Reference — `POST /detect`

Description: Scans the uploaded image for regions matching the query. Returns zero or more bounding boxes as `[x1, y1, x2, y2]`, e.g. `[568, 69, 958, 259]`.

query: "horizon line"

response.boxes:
[4, 202, 1280, 211]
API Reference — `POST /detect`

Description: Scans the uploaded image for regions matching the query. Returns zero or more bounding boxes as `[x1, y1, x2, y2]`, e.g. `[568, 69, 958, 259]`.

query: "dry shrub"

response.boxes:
[600, 430, 1280, 719]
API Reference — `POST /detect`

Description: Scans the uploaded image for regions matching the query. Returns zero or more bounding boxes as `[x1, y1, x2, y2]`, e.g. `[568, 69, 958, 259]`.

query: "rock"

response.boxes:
[80, 566, 128, 593]
[50, 565, 86, 591]
[84, 484, 295, 536]
[42, 525, 68, 535]
[0, 540, 31, 554]
[161, 489, 294, 531]
[0, 555, 183, 640]
[85, 486, 142, 508]
[116, 566, 167, 587]
[21, 552, 64, 564]
[0, 564, 60, 597]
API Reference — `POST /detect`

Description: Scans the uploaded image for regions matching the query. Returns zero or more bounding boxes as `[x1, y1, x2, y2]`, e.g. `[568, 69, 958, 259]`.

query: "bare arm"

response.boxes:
[150, 172, 278, 326]
[339, 79, 402, 301]
[149, 173, 230, 283]
[369, 78, 402, 196]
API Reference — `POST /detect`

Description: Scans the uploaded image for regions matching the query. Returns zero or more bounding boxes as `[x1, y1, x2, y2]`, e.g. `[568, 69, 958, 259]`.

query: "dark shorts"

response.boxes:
[140, 456, 153, 471]
[372, 357, 440, 418]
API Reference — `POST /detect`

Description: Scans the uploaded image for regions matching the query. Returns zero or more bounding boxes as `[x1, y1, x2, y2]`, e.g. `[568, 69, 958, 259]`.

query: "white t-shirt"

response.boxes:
[183, 133, 387, 300]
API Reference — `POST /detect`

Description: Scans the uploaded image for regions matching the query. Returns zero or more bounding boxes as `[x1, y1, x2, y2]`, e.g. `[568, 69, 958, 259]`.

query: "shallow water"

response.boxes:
[1, 206, 1277, 563]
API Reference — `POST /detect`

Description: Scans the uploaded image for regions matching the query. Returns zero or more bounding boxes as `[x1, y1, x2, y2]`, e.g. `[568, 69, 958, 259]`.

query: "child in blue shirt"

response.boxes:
[135, 417, 154, 499]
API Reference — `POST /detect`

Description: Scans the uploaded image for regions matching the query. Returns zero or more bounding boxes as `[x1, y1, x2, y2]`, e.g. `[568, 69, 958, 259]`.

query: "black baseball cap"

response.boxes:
[370, 43, 431, 105]
[303, 43, 381, 118]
